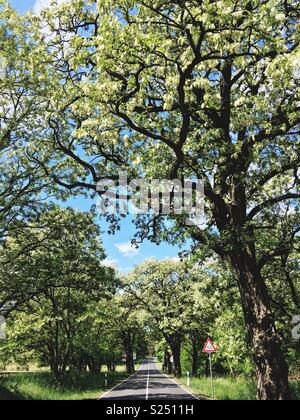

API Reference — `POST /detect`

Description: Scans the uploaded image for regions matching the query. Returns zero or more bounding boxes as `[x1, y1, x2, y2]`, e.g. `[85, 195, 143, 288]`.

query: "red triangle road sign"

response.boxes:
[202, 338, 217, 353]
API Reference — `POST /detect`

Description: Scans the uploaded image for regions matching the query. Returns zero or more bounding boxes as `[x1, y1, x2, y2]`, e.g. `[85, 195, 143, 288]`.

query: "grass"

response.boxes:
[176, 375, 300, 401]
[177, 375, 256, 400]
[0, 367, 133, 400]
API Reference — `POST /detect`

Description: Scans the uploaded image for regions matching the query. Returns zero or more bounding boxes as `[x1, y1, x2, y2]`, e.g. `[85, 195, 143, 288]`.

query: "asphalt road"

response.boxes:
[99, 358, 198, 401]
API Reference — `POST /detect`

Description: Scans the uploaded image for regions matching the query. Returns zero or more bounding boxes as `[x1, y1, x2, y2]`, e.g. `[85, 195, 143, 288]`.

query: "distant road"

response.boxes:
[99, 358, 199, 401]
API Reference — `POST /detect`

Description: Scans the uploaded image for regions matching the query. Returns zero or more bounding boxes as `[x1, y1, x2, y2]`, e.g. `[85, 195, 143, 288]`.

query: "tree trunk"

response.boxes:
[125, 354, 135, 374]
[170, 342, 182, 377]
[107, 364, 115, 372]
[163, 350, 172, 374]
[125, 351, 133, 374]
[51, 360, 64, 383]
[88, 358, 101, 374]
[230, 251, 290, 400]
[123, 331, 135, 374]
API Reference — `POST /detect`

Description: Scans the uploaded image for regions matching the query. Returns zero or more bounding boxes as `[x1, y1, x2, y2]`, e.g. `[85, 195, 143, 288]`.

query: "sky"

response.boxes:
[9, 0, 185, 273]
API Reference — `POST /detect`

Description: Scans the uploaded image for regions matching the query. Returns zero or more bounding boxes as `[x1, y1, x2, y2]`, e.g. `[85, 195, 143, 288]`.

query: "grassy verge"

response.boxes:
[175, 376, 300, 401]
[176, 376, 256, 400]
[0, 366, 136, 400]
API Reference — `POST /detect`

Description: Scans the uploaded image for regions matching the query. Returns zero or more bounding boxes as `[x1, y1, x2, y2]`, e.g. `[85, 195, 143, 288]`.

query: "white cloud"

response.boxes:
[162, 256, 180, 263]
[115, 242, 139, 258]
[33, 0, 70, 14]
[102, 258, 119, 270]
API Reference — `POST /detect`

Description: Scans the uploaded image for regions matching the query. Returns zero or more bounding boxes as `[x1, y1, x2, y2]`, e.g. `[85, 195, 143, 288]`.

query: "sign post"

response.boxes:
[209, 354, 214, 399]
[187, 371, 190, 388]
[202, 338, 217, 399]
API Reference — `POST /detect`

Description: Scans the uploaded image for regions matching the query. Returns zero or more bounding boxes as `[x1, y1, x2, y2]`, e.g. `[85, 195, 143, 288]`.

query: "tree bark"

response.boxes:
[172, 345, 182, 377]
[123, 331, 135, 374]
[125, 353, 135, 374]
[163, 350, 173, 374]
[207, 175, 291, 399]
[88, 358, 101, 374]
[169, 341, 182, 377]
[165, 333, 183, 377]
[230, 250, 290, 400]
[51, 359, 65, 383]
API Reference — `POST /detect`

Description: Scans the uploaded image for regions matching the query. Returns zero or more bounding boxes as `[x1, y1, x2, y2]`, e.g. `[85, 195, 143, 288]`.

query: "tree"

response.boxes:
[10, 0, 300, 398]
[0, 205, 116, 381]
[127, 259, 202, 377]
[89, 291, 149, 374]
[0, 3, 41, 152]
[0, 3, 49, 238]
[114, 293, 147, 374]
[69, 298, 124, 374]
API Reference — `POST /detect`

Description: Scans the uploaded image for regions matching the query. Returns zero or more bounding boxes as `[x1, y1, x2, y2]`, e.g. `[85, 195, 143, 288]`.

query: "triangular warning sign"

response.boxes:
[202, 338, 217, 353]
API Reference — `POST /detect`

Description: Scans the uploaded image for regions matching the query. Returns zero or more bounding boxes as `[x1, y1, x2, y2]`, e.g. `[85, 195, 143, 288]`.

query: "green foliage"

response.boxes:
[127, 259, 199, 337]
[0, 370, 129, 400]
[155, 340, 167, 364]
[291, 381, 300, 400]
[213, 306, 254, 376]
[181, 345, 195, 374]
[0, 205, 119, 380]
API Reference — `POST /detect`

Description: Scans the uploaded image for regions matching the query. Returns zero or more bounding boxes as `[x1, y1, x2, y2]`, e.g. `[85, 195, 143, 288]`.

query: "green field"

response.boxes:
[0, 369, 130, 401]
[176, 376, 300, 401]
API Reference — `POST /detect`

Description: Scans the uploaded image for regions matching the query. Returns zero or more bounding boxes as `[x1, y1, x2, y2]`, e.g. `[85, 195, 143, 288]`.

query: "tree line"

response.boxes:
[0, 206, 298, 387]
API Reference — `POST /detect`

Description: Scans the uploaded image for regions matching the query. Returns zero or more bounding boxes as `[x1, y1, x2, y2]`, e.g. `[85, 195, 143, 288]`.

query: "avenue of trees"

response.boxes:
[0, 205, 151, 380]
[0, 0, 299, 400]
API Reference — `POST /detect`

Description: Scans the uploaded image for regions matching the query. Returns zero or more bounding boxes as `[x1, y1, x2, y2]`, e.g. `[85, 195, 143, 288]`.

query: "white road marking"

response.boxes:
[160, 370, 200, 400]
[98, 359, 199, 401]
[145, 359, 150, 401]
[97, 363, 144, 400]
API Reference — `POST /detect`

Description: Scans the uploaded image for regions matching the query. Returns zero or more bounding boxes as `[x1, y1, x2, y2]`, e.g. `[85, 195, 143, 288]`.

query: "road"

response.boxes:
[99, 358, 198, 401]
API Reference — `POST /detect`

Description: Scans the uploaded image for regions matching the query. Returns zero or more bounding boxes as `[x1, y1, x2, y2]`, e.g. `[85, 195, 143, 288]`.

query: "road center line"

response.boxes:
[145, 360, 150, 401]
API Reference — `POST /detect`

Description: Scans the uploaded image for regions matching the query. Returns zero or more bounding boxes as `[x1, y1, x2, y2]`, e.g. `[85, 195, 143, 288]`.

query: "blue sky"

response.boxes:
[10, 0, 34, 14]
[9, 0, 184, 273]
